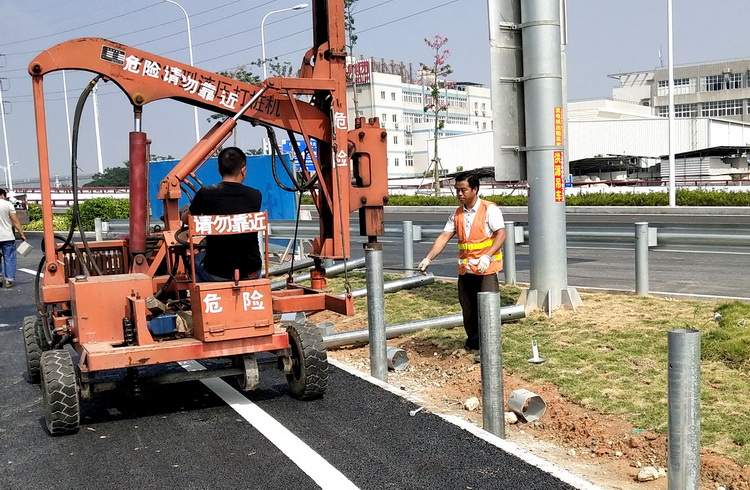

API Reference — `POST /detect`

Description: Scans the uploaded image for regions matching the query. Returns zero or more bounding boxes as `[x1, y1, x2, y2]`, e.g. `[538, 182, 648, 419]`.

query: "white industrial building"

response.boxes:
[345, 57, 492, 178]
[340, 56, 750, 186]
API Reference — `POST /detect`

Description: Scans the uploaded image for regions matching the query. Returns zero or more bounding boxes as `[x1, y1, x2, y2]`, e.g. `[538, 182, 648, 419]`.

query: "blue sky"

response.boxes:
[0, 0, 747, 182]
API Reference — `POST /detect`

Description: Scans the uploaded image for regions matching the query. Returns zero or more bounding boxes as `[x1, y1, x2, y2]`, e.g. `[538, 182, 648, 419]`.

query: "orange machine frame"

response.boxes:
[28, 0, 386, 373]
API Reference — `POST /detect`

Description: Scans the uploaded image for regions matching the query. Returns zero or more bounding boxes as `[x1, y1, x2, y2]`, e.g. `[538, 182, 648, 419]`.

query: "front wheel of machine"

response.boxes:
[23, 316, 42, 384]
[286, 323, 328, 400]
[40, 349, 80, 435]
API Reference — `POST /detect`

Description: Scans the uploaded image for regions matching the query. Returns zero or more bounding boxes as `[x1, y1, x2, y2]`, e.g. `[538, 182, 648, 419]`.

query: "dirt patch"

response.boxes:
[315, 311, 750, 490]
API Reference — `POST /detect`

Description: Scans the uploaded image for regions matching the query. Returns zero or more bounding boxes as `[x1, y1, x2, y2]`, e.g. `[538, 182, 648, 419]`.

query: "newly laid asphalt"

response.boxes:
[0, 239, 590, 489]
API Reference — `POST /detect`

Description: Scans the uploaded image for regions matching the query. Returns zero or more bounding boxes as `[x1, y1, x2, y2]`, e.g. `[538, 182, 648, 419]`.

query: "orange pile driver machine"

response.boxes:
[23, 0, 387, 435]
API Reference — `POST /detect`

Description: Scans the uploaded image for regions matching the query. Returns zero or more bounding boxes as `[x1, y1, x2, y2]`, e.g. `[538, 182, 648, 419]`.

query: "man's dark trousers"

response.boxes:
[457, 273, 499, 351]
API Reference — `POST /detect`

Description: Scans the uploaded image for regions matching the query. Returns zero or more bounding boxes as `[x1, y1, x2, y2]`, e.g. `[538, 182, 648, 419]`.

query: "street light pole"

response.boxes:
[261, 4, 309, 79]
[667, 0, 676, 207]
[0, 78, 12, 191]
[165, 0, 200, 143]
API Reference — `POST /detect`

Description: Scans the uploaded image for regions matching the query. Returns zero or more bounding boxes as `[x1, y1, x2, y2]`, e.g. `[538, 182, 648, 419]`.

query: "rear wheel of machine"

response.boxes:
[40, 349, 80, 435]
[23, 316, 42, 384]
[35, 317, 51, 352]
[286, 323, 328, 400]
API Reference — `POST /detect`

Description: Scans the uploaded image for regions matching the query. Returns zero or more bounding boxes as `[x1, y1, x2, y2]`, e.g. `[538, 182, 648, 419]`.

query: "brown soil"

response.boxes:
[312, 312, 750, 490]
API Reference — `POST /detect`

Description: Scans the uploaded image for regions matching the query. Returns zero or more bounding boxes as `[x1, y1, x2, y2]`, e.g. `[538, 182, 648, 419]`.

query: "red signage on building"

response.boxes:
[347, 60, 371, 85]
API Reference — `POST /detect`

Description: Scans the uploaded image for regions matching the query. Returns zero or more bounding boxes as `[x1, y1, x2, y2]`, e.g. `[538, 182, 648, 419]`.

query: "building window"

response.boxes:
[382, 113, 387, 122]
[380, 91, 386, 99]
[405, 135, 413, 145]
[701, 99, 743, 117]
[406, 155, 414, 167]
[726, 73, 743, 89]
[657, 78, 694, 96]
[702, 74, 725, 92]
[482, 122, 487, 130]
[392, 114, 397, 122]
[393, 135, 398, 144]
[391, 92, 396, 101]
[394, 158, 399, 167]
[656, 104, 697, 118]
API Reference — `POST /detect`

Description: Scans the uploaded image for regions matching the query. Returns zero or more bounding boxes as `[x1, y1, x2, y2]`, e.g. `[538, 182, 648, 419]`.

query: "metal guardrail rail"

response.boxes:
[104, 219, 750, 252]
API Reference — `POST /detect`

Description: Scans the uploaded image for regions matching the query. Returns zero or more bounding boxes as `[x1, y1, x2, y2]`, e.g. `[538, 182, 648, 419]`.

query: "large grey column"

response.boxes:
[519, 0, 580, 313]
[487, 0, 525, 181]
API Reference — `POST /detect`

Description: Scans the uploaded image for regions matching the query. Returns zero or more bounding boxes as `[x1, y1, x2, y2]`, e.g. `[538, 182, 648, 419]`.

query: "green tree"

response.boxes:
[84, 165, 129, 187]
[420, 35, 453, 196]
[245, 147, 264, 156]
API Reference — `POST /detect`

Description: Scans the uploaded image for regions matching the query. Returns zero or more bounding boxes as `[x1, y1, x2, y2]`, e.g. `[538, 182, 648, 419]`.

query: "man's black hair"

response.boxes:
[217, 147, 247, 176]
[454, 172, 479, 190]
[0, 188, 6, 197]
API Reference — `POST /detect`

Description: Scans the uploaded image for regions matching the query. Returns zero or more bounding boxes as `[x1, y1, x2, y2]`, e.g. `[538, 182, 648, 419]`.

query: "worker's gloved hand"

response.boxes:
[477, 255, 491, 273]
[418, 257, 432, 272]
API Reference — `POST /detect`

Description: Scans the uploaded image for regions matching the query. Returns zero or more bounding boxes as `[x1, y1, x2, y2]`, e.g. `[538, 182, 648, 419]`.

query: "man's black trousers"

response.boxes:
[457, 272, 500, 351]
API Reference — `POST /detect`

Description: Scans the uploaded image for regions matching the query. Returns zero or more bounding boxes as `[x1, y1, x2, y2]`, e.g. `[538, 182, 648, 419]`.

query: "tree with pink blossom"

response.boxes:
[420, 34, 453, 195]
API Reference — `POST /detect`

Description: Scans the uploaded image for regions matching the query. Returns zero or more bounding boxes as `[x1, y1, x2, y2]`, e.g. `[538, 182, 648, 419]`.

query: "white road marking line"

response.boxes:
[0, 324, 12, 328]
[329, 359, 601, 490]
[19, 268, 41, 276]
[179, 360, 359, 490]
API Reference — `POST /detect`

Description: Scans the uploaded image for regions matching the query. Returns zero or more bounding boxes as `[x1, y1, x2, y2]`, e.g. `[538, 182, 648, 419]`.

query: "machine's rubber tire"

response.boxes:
[23, 316, 42, 384]
[286, 323, 328, 400]
[40, 349, 80, 435]
[35, 317, 51, 352]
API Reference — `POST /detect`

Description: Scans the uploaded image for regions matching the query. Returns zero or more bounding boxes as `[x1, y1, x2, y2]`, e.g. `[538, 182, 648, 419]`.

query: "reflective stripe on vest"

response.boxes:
[455, 199, 503, 275]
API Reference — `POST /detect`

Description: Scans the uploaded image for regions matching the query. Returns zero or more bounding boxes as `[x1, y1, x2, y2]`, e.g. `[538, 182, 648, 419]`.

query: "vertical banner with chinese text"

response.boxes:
[554, 151, 564, 203]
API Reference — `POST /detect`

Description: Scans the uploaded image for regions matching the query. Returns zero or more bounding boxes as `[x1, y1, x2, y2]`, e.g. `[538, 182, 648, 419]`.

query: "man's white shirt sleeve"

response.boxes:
[487, 204, 505, 234]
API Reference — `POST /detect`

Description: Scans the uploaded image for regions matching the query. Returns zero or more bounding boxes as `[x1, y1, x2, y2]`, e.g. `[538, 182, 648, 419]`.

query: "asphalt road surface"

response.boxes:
[0, 239, 591, 490]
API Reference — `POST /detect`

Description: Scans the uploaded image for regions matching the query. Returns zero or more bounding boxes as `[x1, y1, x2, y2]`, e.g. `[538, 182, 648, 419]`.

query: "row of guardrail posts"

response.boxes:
[400, 220, 700, 488]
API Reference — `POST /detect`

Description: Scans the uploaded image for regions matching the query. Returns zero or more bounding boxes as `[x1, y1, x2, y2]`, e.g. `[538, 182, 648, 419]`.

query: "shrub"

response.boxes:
[69, 198, 130, 230]
[28, 203, 43, 221]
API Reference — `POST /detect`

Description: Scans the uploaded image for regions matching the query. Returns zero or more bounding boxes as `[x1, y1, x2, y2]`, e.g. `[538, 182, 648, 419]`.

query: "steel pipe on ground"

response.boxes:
[340, 273, 435, 299]
[322, 304, 526, 349]
[265, 257, 315, 277]
[271, 256, 366, 290]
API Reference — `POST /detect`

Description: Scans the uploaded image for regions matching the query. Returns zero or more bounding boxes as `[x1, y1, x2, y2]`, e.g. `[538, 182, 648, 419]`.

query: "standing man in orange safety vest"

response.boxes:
[417, 172, 506, 356]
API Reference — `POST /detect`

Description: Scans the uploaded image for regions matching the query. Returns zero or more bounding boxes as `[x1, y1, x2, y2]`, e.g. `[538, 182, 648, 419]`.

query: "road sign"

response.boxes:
[281, 139, 318, 172]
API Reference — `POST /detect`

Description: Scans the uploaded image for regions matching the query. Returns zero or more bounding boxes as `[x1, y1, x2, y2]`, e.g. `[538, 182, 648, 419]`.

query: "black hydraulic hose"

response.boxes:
[287, 195, 304, 280]
[154, 251, 181, 300]
[68, 76, 104, 275]
[266, 126, 318, 192]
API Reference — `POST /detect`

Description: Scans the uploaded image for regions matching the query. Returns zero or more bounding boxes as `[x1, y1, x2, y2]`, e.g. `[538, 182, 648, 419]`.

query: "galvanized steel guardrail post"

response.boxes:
[667, 328, 701, 490]
[635, 222, 649, 296]
[403, 221, 414, 277]
[479, 291, 505, 438]
[503, 221, 516, 285]
[365, 242, 388, 381]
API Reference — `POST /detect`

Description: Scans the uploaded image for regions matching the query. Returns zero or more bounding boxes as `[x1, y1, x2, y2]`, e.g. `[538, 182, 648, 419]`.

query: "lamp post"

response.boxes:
[165, 0, 200, 143]
[0, 161, 18, 191]
[261, 4, 309, 79]
[667, 0, 676, 207]
[0, 79, 12, 191]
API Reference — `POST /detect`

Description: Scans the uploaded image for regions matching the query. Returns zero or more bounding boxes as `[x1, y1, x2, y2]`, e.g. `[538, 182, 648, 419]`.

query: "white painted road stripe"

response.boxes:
[179, 360, 359, 490]
[19, 268, 41, 276]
